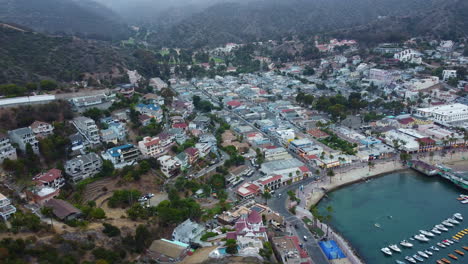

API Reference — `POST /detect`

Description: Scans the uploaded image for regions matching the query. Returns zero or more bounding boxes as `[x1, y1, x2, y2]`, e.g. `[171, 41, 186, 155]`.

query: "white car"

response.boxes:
[303, 236, 308, 241]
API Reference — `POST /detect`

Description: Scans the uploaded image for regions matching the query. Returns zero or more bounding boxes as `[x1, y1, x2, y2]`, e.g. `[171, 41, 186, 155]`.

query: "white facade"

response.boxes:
[394, 49, 422, 64]
[8, 127, 39, 154]
[158, 155, 180, 178]
[0, 136, 17, 163]
[72, 117, 100, 144]
[0, 192, 16, 220]
[416, 103, 468, 123]
[442, 70, 457, 81]
[65, 153, 102, 183]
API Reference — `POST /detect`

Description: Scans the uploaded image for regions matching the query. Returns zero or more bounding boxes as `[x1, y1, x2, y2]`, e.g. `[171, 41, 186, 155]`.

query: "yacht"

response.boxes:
[442, 241, 451, 246]
[389, 244, 401, 252]
[442, 220, 454, 227]
[420, 230, 435, 237]
[437, 242, 447, 248]
[453, 213, 463, 221]
[445, 239, 454, 244]
[381, 247, 393, 256]
[447, 218, 459, 225]
[432, 228, 442, 234]
[424, 250, 433, 256]
[418, 251, 429, 258]
[400, 240, 414, 247]
[430, 246, 440, 251]
[436, 224, 448, 231]
[414, 234, 430, 242]
[395, 260, 406, 264]
[413, 254, 424, 262]
[405, 256, 417, 263]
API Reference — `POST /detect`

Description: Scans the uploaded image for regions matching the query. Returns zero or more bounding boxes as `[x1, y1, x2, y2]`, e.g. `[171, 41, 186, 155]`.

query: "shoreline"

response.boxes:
[300, 152, 468, 264]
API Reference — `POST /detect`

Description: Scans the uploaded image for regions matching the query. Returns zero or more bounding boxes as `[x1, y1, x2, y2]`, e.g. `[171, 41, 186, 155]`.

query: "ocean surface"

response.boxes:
[317, 170, 468, 264]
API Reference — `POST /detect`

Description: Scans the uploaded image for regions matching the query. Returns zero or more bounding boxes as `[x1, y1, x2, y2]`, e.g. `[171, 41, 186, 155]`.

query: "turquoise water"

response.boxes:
[318, 170, 468, 264]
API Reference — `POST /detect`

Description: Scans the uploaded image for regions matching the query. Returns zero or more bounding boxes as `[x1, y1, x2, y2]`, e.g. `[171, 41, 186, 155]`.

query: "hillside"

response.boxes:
[0, 0, 131, 40]
[148, 0, 466, 47]
[0, 24, 134, 84]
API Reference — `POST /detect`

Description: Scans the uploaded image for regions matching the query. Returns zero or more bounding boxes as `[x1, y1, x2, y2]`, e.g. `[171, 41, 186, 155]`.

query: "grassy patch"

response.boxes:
[309, 226, 325, 237]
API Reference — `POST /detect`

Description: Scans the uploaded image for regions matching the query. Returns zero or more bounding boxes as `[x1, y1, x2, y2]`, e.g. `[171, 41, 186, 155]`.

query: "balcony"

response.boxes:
[0, 204, 16, 218]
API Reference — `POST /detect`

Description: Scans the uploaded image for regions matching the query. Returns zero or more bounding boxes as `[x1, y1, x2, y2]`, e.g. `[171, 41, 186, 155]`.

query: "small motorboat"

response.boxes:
[436, 260, 444, 264]
[442, 241, 451, 246]
[413, 254, 424, 262]
[420, 230, 435, 237]
[463, 246, 468, 251]
[454, 249, 464, 256]
[442, 220, 454, 227]
[389, 244, 401, 252]
[424, 249, 432, 256]
[395, 260, 405, 264]
[453, 213, 463, 221]
[461, 199, 468, 204]
[400, 240, 414, 247]
[437, 242, 447, 248]
[405, 256, 417, 263]
[418, 251, 429, 258]
[451, 238, 459, 243]
[444, 239, 454, 244]
[432, 228, 442, 234]
[448, 253, 458, 260]
[436, 224, 449, 231]
[414, 234, 430, 242]
[441, 258, 451, 263]
[430, 246, 440, 251]
[381, 247, 392, 256]
[447, 218, 459, 225]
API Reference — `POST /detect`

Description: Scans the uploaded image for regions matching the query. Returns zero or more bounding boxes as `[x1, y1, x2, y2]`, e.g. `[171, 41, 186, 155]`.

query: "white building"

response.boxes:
[65, 153, 103, 183]
[172, 219, 205, 244]
[72, 117, 100, 144]
[8, 127, 39, 154]
[0, 134, 17, 163]
[149, 77, 168, 91]
[394, 49, 422, 64]
[158, 155, 180, 178]
[29, 121, 54, 138]
[442, 70, 457, 81]
[102, 144, 140, 169]
[0, 192, 16, 220]
[416, 103, 468, 123]
[405, 76, 439, 90]
[264, 147, 292, 161]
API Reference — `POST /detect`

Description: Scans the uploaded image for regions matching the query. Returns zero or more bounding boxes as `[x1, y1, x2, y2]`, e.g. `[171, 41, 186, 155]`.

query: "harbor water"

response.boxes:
[317, 170, 468, 264]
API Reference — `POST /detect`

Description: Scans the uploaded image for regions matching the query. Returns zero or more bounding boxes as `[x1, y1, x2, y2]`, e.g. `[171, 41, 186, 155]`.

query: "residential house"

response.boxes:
[8, 127, 39, 154]
[138, 114, 152, 126]
[69, 133, 85, 151]
[0, 192, 16, 220]
[158, 155, 181, 178]
[44, 199, 81, 221]
[226, 210, 267, 255]
[175, 152, 189, 170]
[72, 117, 100, 144]
[184, 147, 199, 165]
[100, 121, 126, 144]
[0, 134, 17, 163]
[149, 78, 168, 91]
[172, 219, 205, 244]
[26, 186, 60, 206]
[138, 136, 165, 158]
[65, 153, 103, 183]
[272, 236, 310, 264]
[135, 103, 163, 122]
[236, 182, 261, 200]
[102, 144, 140, 168]
[29, 121, 54, 138]
[195, 143, 211, 158]
[33, 169, 65, 190]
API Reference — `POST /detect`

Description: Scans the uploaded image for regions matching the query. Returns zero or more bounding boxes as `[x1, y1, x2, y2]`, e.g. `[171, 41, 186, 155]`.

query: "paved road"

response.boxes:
[194, 150, 229, 178]
[268, 177, 330, 264]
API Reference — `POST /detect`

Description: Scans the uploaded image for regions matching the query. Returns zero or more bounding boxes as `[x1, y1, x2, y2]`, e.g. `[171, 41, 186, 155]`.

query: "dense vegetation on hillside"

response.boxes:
[0, 0, 131, 40]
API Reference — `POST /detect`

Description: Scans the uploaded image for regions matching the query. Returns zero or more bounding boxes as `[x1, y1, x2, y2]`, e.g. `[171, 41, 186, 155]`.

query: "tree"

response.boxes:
[39, 80, 58, 91]
[262, 191, 272, 204]
[325, 205, 333, 238]
[102, 223, 121, 237]
[135, 225, 151, 253]
[225, 239, 238, 254]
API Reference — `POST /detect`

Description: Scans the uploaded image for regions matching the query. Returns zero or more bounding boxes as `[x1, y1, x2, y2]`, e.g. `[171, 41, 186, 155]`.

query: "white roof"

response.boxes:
[417, 103, 468, 115]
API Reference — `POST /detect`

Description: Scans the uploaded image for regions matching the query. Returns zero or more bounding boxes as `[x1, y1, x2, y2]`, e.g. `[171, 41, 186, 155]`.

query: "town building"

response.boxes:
[135, 103, 163, 122]
[257, 175, 282, 191]
[26, 186, 60, 206]
[264, 147, 292, 161]
[44, 198, 81, 221]
[102, 144, 140, 168]
[416, 103, 468, 123]
[394, 49, 422, 64]
[0, 134, 17, 163]
[138, 136, 167, 158]
[184, 147, 199, 165]
[8, 127, 39, 154]
[236, 182, 261, 200]
[272, 236, 310, 264]
[149, 77, 168, 91]
[158, 155, 180, 178]
[29, 121, 54, 138]
[442, 70, 457, 81]
[72, 117, 100, 144]
[172, 219, 205, 244]
[65, 153, 103, 183]
[33, 168, 65, 190]
[147, 239, 190, 262]
[225, 210, 268, 255]
[0, 192, 16, 220]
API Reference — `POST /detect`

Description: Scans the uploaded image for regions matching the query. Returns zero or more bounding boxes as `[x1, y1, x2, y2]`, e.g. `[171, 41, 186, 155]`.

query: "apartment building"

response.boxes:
[102, 144, 140, 168]
[0, 134, 17, 163]
[72, 116, 100, 144]
[29, 121, 54, 138]
[0, 192, 16, 220]
[65, 153, 103, 183]
[8, 127, 39, 154]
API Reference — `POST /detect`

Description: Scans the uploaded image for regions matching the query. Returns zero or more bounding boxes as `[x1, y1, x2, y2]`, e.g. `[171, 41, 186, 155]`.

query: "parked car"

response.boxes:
[303, 236, 308, 241]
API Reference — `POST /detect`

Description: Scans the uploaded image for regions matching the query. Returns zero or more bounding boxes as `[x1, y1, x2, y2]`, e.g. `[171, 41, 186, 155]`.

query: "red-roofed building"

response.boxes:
[236, 182, 260, 200]
[184, 147, 199, 164]
[172, 123, 188, 130]
[138, 136, 173, 158]
[257, 175, 282, 191]
[227, 210, 268, 254]
[417, 137, 437, 152]
[398, 117, 415, 128]
[33, 169, 65, 190]
[307, 129, 330, 139]
[227, 100, 242, 108]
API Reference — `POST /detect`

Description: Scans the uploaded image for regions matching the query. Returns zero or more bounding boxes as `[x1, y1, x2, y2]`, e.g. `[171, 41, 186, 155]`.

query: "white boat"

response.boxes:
[417, 251, 429, 258]
[442, 240, 451, 246]
[445, 239, 454, 244]
[413, 254, 424, 262]
[453, 213, 463, 221]
[389, 244, 401, 252]
[424, 250, 432, 256]
[400, 240, 414, 247]
[381, 247, 392, 256]
[414, 234, 430, 242]
[447, 218, 459, 224]
[405, 256, 417, 263]
[430, 246, 439, 251]
[395, 260, 405, 264]
[420, 230, 435, 237]
[462, 199, 468, 204]
[437, 242, 446, 248]
[431, 228, 441, 234]
[436, 224, 448, 231]
[442, 220, 454, 227]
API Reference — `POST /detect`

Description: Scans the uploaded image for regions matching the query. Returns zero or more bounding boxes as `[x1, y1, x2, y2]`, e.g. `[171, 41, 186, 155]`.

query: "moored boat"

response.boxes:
[437, 242, 447, 248]
[424, 249, 432, 256]
[441, 258, 451, 263]
[381, 247, 392, 256]
[436, 260, 444, 264]
[395, 260, 405, 264]
[413, 254, 424, 262]
[414, 234, 430, 242]
[405, 256, 417, 263]
[418, 251, 429, 258]
[447, 218, 459, 225]
[436, 224, 449, 231]
[463, 246, 468, 250]
[432, 228, 442, 234]
[448, 253, 457, 260]
[400, 240, 414, 247]
[420, 230, 435, 237]
[430, 246, 440, 251]
[445, 239, 454, 244]
[453, 213, 463, 221]
[454, 249, 464, 255]
[389, 244, 401, 252]
[442, 220, 454, 227]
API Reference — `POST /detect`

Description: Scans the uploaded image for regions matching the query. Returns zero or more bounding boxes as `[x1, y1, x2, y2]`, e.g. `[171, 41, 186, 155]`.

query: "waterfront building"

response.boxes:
[416, 103, 468, 123]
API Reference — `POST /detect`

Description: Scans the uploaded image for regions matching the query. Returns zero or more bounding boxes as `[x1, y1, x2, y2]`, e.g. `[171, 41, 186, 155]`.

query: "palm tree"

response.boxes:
[262, 190, 272, 205]
[327, 169, 335, 183]
[325, 205, 333, 238]
[310, 206, 321, 229]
